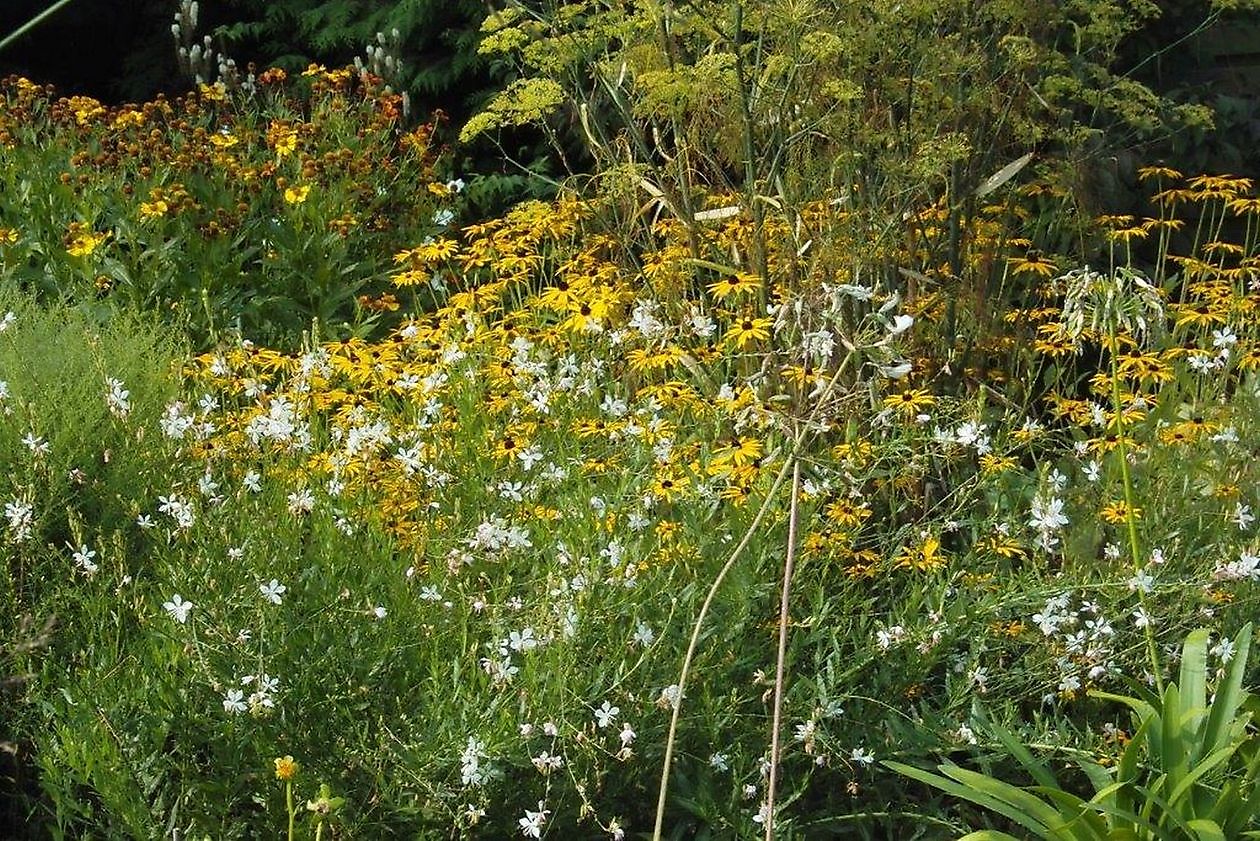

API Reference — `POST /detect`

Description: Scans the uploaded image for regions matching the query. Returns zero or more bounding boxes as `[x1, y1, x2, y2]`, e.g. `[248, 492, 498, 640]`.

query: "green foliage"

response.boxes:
[0, 71, 449, 348]
[215, 0, 492, 116]
[888, 624, 1260, 839]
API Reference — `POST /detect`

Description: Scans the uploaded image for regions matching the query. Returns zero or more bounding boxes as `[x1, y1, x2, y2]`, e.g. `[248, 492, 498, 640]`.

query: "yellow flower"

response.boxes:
[0, 227, 18, 245]
[284, 185, 311, 205]
[1007, 253, 1058, 278]
[274, 755, 298, 780]
[139, 200, 169, 220]
[896, 534, 946, 573]
[707, 272, 761, 301]
[268, 122, 299, 158]
[1100, 500, 1140, 524]
[650, 471, 689, 503]
[65, 223, 108, 257]
[882, 388, 936, 415]
[723, 315, 772, 350]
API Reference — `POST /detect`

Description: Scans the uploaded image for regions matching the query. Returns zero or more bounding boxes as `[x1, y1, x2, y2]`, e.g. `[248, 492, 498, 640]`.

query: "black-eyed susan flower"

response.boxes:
[895, 534, 946, 573]
[1100, 500, 1140, 524]
[723, 315, 772, 350]
[882, 388, 936, 415]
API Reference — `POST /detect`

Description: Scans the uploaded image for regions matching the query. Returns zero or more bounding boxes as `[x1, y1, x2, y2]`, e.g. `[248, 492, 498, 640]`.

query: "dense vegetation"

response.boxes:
[4, 0, 1260, 838]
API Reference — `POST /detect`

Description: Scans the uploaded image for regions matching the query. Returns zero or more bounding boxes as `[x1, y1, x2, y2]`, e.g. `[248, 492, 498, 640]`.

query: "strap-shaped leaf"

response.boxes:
[1186, 818, 1226, 841]
[940, 766, 1076, 837]
[959, 832, 1025, 841]
[1162, 683, 1187, 782]
[1180, 629, 1209, 719]
[1167, 743, 1242, 813]
[1076, 760, 1114, 799]
[884, 761, 1054, 839]
[1204, 624, 1252, 756]
[1034, 787, 1110, 839]
[975, 704, 1060, 791]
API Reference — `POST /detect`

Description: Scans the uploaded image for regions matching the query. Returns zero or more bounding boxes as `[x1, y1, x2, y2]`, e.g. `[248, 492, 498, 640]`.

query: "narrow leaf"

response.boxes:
[975, 152, 1034, 198]
[1204, 624, 1252, 755]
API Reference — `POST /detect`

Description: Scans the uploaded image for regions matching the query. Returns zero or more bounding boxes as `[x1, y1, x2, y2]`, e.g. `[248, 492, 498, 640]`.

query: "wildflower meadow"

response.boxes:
[4, 0, 1260, 838]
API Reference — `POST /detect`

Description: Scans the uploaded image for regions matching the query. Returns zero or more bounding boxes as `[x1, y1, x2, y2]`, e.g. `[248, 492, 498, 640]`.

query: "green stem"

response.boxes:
[286, 780, 295, 841]
[0, 0, 77, 54]
[1108, 335, 1164, 695]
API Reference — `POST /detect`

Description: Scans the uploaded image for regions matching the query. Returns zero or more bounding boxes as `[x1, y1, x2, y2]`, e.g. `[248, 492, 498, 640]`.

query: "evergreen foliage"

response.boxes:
[216, 0, 492, 117]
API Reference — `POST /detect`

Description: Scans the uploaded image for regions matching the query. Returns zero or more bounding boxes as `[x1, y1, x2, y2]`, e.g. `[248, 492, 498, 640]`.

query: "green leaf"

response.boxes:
[943, 766, 1076, 835]
[1167, 744, 1242, 813]
[1034, 787, 1110, 840]
[1180, 628, 1210, 719]
[1186, 818, 1225, 841]
[1076, 760, 1114, 799]
[974, 703, 1059, 790]
[884, 761, 1054, 839]
[1162, 683, 1186, 779]
[1204, 624, 1252, 755]
[959, 832, 1025, 841]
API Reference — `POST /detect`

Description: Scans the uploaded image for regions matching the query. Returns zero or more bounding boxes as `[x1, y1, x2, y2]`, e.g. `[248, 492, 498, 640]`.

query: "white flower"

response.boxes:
[1127, 569, 1154, 594]
[531, 751, 563, 773]
[876, 360, 912, 379]
[460, 737, 488, 786]
[259, 579, 286, 605]
[70, 543, 98, 575]
[223, 688, 247, 713]
[542, 722, 558, 737]
[619, 722, 636, 746]
[163, 594, 193, 624]
[1234, 503, 1254, 531]
[5, 498, 34, 542]
[632, 621, 655, 647]
[518, 802, 549, 838]
[595, 700, 620, 729]
[287, 488, 315, 514]
[242, 470, 262, 493]
[508, 627, 537, 652]
[105, 377, 131, 418]
[887, 314, 914, 335]
[709, 752, 730, 771]
[850, 746, 875, 766]
[1212, 638, 1237, 664]
[517, 445, 544, 470]
[373, 605, 388, 619]
[21, 432, 49, 456]
[1083, 460, 1101, 482]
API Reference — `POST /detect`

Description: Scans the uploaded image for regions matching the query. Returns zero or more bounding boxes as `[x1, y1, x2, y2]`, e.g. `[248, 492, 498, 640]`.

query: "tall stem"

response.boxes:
[1108, 335, 1164, 695]
[763, 458, 802, 840]
[0, 0, 76, 54]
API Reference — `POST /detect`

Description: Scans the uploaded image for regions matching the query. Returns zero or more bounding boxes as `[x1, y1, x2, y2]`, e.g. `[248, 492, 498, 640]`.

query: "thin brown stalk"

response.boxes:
[763, 456, 802, 839]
